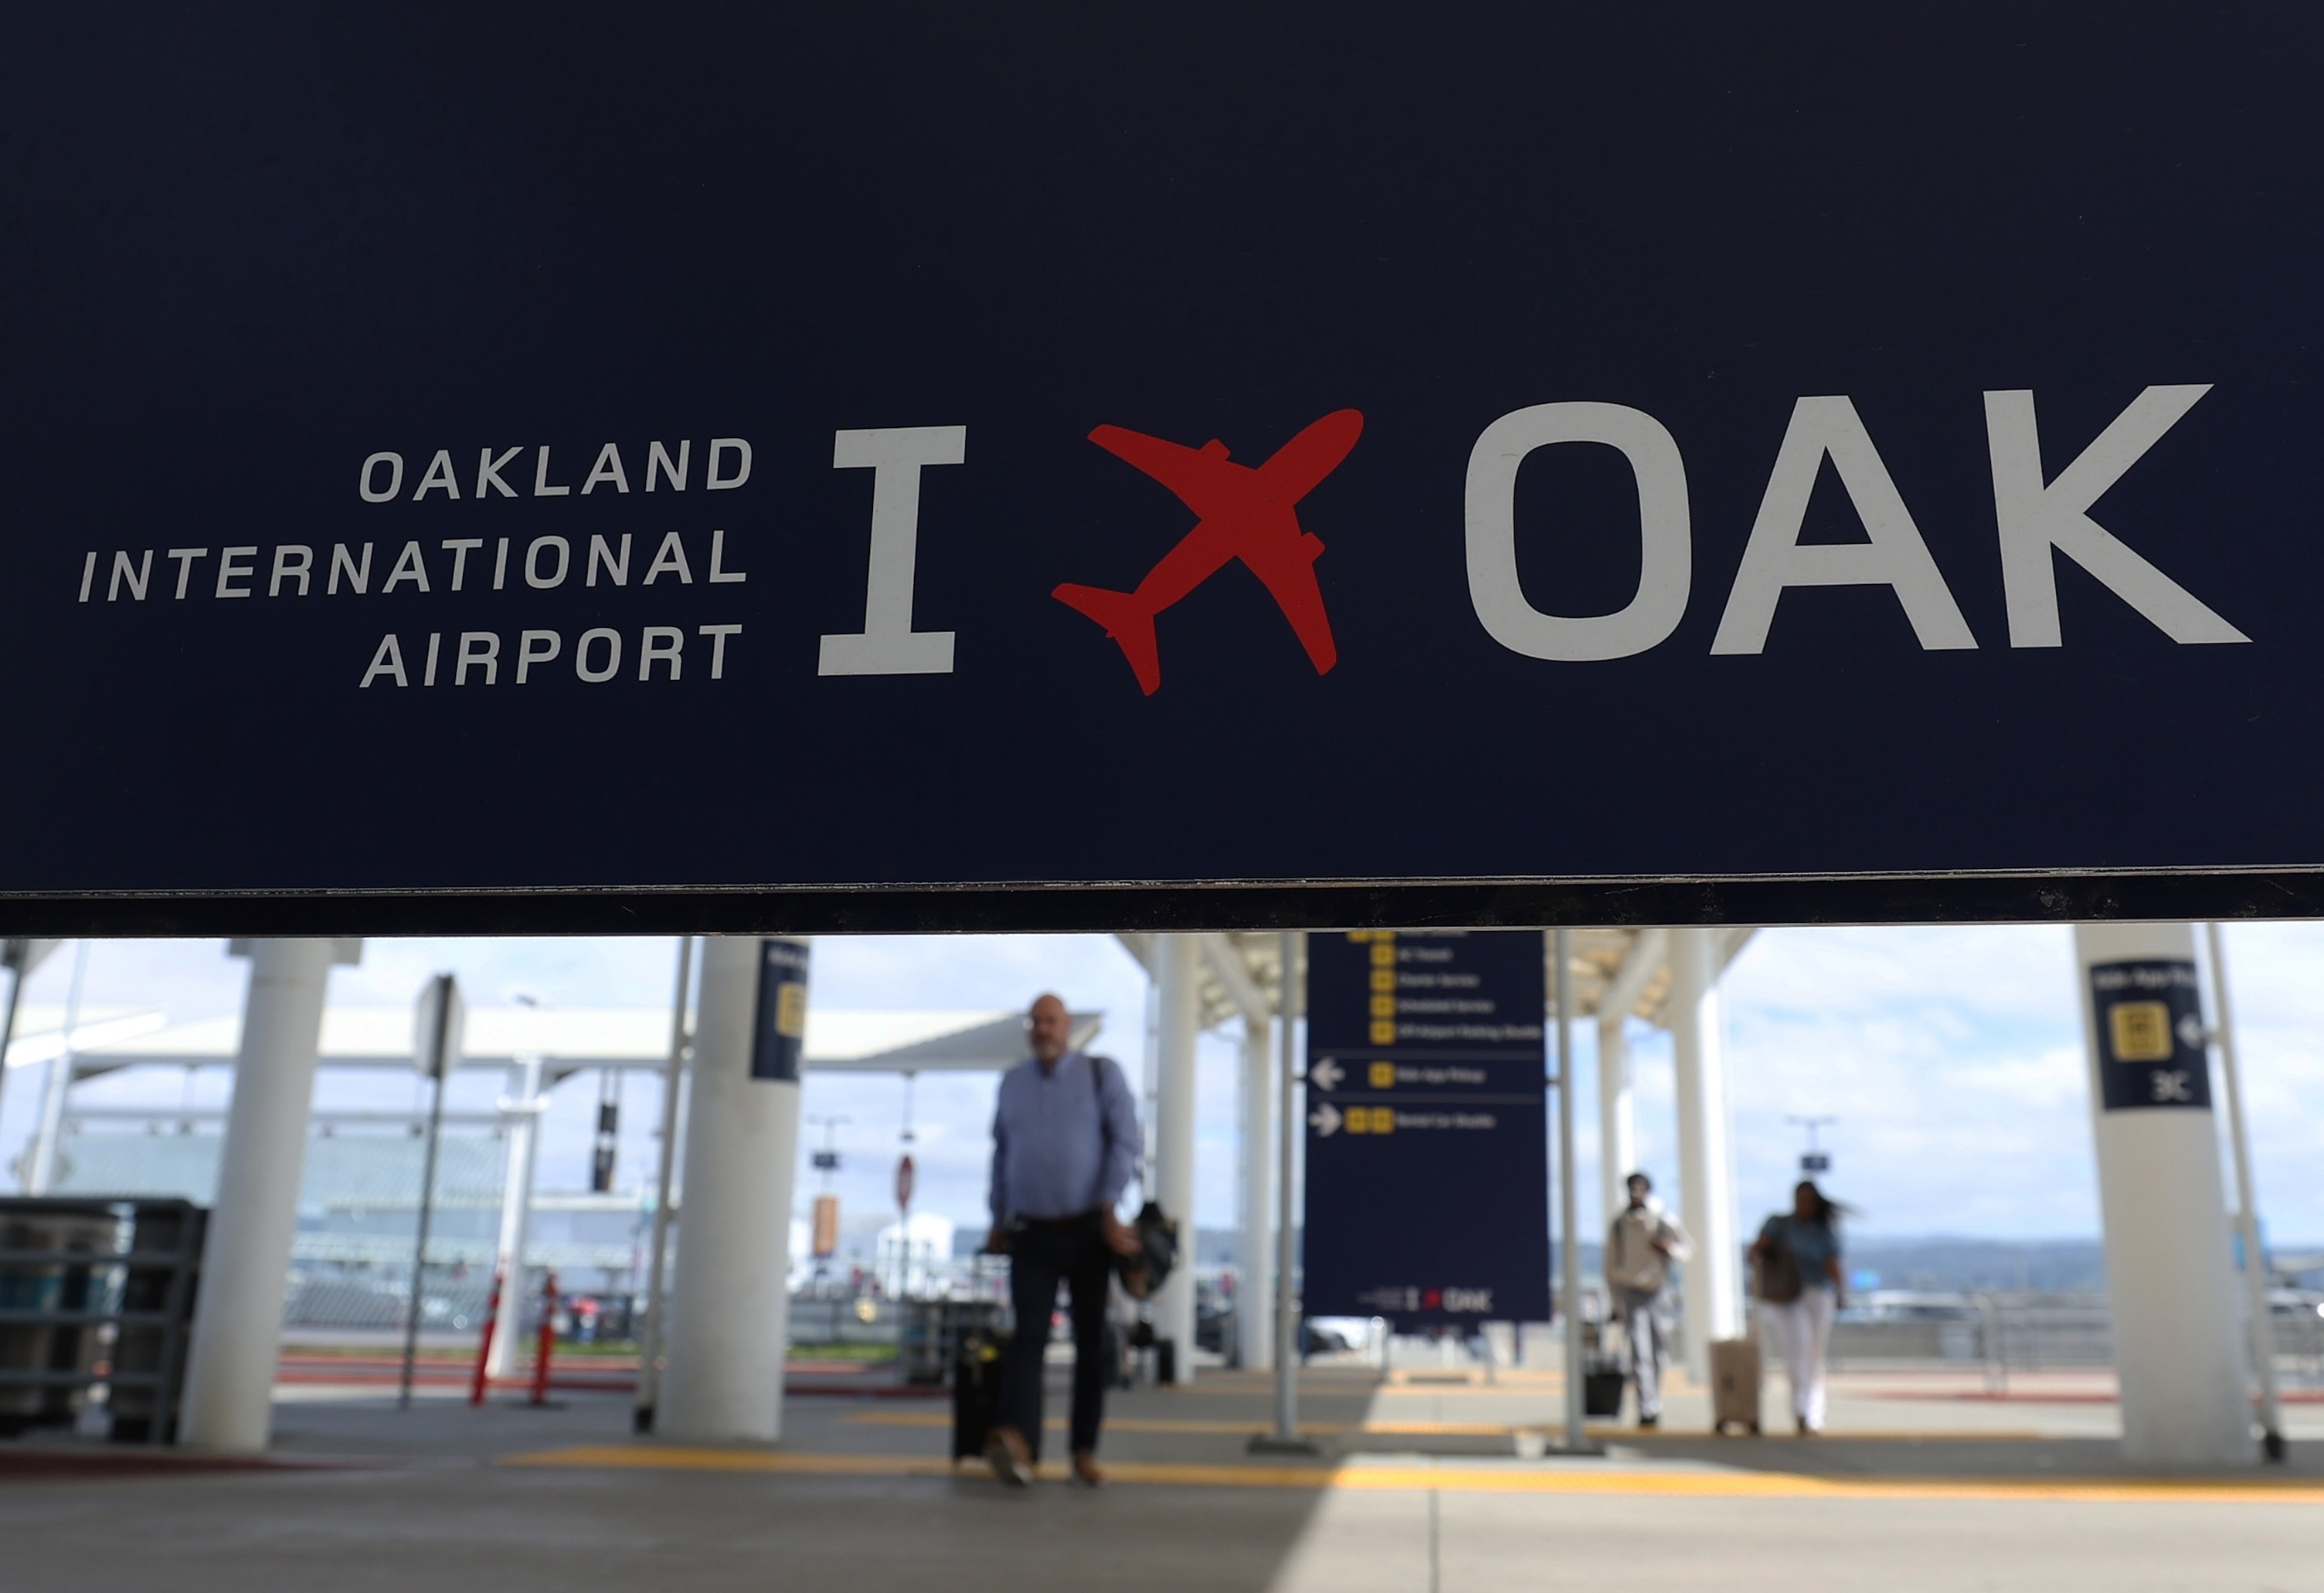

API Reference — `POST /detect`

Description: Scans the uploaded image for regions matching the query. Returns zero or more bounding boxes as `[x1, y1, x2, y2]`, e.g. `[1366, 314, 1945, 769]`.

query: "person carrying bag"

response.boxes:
[1749, 1180, 1847, 1435]
[981, 993, 1145, 1488]
[1604, 1171, 1691, 1427]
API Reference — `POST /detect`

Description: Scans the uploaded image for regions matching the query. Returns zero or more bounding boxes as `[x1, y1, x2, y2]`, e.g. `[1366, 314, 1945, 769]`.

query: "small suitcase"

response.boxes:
[1709, 1337, 1760, 1435]
[1582, 1359, 1627, 1418]
[950, 1329, 1009, 1461]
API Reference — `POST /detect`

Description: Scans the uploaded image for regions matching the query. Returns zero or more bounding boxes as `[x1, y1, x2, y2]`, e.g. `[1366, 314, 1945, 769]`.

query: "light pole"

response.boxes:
[399, 973, 464, 1409]
[1785, 1116, 1839, 1179]
[1251, 931, 1316, 1455]
[632, 935, 694, 1434]
[1554, 928, 1593, 1454]
[2206, 922, 2285, 1462]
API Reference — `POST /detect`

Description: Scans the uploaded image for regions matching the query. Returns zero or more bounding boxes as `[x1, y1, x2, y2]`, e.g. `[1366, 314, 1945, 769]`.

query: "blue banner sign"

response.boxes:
[1302, 930, 1549, 1327]
[2088, 960, 2212, 1111]
[2, 8, 2320, 930]
[749, 939, 811, 1083]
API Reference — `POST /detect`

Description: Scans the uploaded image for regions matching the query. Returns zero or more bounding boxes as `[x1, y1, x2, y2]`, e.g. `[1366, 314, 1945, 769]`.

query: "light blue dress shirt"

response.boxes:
[988, 1051, 1141, 1223]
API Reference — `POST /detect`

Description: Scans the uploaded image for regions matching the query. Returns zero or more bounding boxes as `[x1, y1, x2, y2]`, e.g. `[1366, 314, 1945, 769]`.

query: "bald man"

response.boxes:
[982, 992, 1142, 1486]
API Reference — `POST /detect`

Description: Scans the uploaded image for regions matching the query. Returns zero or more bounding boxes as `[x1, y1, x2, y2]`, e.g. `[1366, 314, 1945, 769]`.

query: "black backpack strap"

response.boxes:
[1086, 1053, 1127, 1207]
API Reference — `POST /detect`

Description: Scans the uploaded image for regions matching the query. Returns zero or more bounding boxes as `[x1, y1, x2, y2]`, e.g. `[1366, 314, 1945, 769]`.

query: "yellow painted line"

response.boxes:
[850, 1411, 1335, 1436]
[501, 1446, 2324, 1504]
[512, 1448, 966, 1480]
[845, 1411, 1527, 1438]
[840, 1411, 2050, 1443]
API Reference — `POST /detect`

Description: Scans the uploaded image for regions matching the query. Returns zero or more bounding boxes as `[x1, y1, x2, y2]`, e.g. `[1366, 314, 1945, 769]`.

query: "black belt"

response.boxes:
[1014, 1211, 1098, 1231]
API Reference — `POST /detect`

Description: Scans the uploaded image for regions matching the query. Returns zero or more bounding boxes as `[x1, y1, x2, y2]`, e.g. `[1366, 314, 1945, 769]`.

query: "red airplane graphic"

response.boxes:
[1054, 409, 1363, 695]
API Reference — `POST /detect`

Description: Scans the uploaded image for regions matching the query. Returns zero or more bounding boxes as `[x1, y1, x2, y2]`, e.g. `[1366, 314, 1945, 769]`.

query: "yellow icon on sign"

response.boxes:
[775, 980, 809, 1039]
[1371, 1107, 1395, 1134]
[2109, 1001, 2174, 1063]
[1369, 1061, 1396, 1088]
[1347, 930, 1372, 944]
[1369, 1020, 1396, 1045]
[1370, 943, 1396, 967]
[1370, 968, 1395, 993]
[1369, 994, 1396, 1018]
[1347, 1107, 1371, 1135]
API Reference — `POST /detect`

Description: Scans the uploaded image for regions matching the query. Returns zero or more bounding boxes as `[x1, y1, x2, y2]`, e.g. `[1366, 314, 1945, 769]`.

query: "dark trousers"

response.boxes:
[1001, 1214, 1111, 1460]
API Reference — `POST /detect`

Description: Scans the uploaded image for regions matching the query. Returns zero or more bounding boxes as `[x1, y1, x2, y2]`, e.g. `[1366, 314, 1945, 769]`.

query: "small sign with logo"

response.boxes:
[2089, 960, 2211, 1111]
[749, 938, 811, 1082]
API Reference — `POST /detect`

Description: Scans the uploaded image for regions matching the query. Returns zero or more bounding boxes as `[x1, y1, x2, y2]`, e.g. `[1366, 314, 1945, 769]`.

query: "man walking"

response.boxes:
[983, 992, 1142, 1486]
[1605, 1171, 1691, 1428]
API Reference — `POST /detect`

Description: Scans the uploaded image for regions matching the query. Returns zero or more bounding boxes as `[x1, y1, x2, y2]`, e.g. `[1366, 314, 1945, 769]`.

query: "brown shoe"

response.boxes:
[1070, 1452, 1106, 1489]
[985, 1427, 1033, 1487]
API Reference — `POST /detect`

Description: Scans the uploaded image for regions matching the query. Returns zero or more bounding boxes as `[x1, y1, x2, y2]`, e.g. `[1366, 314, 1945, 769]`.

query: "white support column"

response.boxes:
[23, 1049, 72, 1194]
[1597, 1014, 1636, 1231]
[660, 936, 809, 1442]
[2074, 922, 2251, 1467]
[1236, 1011, 1274, 1372]
[1667, 927, 1739, 1384]
[23, 939, 89, 1194]
[180, 938, 358, 1452]
[1596, 929, 1667, 1231]
[1152, 934, 1200, 1381]
[483, 1053, 545, 1380]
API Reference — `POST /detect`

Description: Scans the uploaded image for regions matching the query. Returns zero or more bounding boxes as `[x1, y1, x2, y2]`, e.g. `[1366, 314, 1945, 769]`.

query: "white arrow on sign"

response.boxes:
[1310, 1102, 1343, 1138]
[2176, 1014, 2207, 1051]
[1309, 1058, 1344, 1092]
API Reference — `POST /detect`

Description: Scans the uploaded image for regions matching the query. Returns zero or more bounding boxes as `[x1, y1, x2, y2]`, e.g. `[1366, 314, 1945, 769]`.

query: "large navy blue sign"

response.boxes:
[1302, 931, 1549, 1327]
[3, 7, 2322, 929]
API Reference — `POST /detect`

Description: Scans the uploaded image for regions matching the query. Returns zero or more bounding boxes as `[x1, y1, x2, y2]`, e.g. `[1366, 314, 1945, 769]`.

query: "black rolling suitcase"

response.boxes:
[1583, 1357, 1628, 1418]
[951, 1328, 1009, 1461]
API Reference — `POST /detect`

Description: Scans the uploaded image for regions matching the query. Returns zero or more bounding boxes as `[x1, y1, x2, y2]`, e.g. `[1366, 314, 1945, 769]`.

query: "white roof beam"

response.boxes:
[1198, 933, 1272, 1026]
[1599, 927, 1670, 1023]
[1114, 932, 1159, 978]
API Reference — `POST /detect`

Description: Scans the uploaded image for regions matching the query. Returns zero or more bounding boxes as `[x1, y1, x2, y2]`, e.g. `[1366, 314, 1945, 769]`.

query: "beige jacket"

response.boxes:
[1605, 1200, 1692, 1294]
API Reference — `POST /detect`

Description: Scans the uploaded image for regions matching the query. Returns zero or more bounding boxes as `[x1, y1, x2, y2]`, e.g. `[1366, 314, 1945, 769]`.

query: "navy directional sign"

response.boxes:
[1302, 930, 1549, 1328]
[4, 6, 2323, 931]
[748, 939, 811, 1084]
[2088, 961, 2213, 1113]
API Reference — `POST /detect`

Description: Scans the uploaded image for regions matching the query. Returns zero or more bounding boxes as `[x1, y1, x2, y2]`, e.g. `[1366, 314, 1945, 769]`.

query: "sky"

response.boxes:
[5, 923, 2322, 1248]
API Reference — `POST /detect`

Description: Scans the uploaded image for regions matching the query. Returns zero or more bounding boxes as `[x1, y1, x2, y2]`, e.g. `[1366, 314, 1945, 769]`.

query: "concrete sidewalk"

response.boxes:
[0, 1366, 2315, 1592]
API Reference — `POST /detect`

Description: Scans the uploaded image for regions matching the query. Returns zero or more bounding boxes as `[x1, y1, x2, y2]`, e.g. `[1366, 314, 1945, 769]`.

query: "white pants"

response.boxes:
[1612, 1286, 1672, 1419]
[1758, 1285, 1837, 1430]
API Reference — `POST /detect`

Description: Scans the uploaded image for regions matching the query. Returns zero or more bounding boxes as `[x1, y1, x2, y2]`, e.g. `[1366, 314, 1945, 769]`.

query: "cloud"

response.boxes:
[1723, 924, 2078, 1025]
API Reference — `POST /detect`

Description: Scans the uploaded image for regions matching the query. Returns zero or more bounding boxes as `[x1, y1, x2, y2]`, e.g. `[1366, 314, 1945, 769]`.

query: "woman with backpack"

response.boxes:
[1748, 1181, 1847, 1436]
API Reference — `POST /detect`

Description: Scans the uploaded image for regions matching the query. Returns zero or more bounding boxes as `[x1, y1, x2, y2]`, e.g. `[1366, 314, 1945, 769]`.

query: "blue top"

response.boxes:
[989, 1051, 1142, 1223]
[1760, 1214, 1842, 1289]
